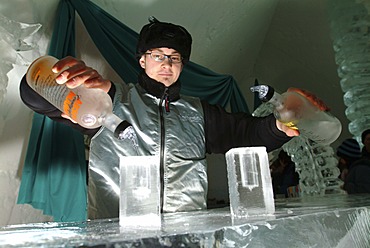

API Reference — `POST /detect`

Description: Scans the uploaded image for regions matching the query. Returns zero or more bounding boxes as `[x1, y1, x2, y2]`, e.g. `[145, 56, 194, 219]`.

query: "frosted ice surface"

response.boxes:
[1, 194, 369, 247]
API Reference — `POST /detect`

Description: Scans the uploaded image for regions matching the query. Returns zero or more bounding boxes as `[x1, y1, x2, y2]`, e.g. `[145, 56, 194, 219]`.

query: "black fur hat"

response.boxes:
[337, 138, 361, 160]
[136, 16, 192, 63]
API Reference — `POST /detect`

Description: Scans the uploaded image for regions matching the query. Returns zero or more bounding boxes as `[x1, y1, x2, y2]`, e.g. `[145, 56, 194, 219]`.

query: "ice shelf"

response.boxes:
[0, 194, 369, 247]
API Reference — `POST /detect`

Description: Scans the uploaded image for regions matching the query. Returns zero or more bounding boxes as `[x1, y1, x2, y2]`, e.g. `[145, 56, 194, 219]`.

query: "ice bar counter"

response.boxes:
[0, 194, 369, 247]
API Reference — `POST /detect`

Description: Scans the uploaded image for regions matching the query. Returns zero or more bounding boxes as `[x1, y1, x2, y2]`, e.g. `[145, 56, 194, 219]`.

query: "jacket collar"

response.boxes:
[138, 72, 181, 101]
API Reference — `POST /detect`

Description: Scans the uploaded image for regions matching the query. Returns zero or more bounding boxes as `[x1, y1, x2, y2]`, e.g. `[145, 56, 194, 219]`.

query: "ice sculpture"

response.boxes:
[282, 137, 342, 196]
[327, 0, 370, 143]
[0, 13, 42, 98]
[0, 13, 41, 133]
[252, 99, 342, 196]
[120, 156, 161, 228]
[225, 147, 275, 218]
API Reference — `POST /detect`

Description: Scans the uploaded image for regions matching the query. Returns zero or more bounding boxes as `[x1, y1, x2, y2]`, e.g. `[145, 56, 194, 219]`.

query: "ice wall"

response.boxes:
[0, 13, 53, 226]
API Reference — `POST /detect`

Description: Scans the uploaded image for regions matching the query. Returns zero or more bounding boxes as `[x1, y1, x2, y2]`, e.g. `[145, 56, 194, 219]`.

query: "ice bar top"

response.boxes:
[0, 194, 369, 247]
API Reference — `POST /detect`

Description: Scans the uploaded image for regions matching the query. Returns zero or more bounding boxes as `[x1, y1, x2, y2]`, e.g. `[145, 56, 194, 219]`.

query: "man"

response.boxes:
[270, 150, 299, 198]
[336, 138, 362, 181]
[343, 158, 370, 194]
[20, 18, 306, 219]
[361, 129, 370, 159]
[336, 138, 370, 194]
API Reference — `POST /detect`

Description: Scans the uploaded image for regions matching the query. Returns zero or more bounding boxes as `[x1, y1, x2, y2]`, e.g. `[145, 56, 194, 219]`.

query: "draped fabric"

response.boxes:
[180, 62, 249, 113]
[18, 0, 250, 222]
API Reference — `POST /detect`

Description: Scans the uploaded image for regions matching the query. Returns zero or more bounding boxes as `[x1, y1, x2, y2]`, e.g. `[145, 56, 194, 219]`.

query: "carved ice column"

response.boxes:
[252, 100, 341, 196]
[328, 0, 370, 143]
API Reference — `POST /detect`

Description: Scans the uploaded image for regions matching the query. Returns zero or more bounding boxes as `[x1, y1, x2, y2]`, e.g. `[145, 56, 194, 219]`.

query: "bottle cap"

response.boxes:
[250, 85, 275, 102]
[114, 121, 133, 140]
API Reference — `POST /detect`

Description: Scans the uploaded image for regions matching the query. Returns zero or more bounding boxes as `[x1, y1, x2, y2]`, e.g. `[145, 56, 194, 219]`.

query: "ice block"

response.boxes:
[226, 147, 275, 218]
[119, 155, 161, 228]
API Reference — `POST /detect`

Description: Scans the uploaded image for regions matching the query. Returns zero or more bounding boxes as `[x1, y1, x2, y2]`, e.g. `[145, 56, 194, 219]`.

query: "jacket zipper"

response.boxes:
[159, 88, 169, 212]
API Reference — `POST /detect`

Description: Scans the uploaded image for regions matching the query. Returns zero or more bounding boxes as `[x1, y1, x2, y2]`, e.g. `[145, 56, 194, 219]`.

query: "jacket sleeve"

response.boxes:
[19, 74, 116, 136]
[202, 101, 291, 154]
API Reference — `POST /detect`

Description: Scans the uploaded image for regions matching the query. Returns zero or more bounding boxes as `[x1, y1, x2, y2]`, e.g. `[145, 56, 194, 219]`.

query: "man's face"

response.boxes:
[337, 157, 348, 170]
[139, 47, 183, 87]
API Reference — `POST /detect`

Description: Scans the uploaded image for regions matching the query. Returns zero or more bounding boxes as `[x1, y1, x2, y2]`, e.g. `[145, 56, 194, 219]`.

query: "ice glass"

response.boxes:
[119, 155, 161, 228]
[226, 147, 275, 218]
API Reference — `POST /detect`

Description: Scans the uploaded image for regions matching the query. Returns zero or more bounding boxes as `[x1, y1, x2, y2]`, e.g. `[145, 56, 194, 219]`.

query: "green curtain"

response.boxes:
[18, 0, 250, 222]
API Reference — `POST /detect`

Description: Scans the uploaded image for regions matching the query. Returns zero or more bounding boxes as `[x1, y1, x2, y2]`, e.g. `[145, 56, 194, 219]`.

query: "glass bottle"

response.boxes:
[26, 55, 131, 139]
[250, 84, 342, 145]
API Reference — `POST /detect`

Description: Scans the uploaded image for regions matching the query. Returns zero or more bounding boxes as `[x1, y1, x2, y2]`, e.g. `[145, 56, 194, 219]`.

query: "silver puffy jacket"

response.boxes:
[88, 82, 207, 219]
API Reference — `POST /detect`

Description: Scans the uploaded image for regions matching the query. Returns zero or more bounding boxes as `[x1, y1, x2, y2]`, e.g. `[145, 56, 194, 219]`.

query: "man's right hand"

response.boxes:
[276, 119, 300, 137]
[52, 56, 112, 93]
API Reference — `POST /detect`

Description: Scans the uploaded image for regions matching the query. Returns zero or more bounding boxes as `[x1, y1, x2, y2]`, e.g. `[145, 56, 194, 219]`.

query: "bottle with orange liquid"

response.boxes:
[250, 84, 342, 144]
[26, 55, 131, 139]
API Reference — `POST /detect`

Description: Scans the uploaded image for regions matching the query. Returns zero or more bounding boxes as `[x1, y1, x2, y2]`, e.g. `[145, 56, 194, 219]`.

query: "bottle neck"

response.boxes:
[267, 91, 284, 110]
[100, 113, 131, 139]
[114, 121, 133, 140]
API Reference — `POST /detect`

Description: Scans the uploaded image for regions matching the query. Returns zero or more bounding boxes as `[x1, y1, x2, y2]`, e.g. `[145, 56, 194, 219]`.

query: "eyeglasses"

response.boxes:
[145, 52, 183, 64]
